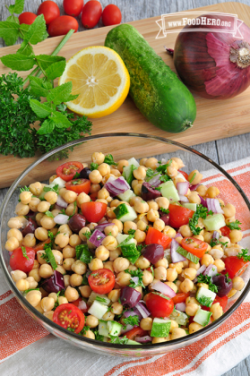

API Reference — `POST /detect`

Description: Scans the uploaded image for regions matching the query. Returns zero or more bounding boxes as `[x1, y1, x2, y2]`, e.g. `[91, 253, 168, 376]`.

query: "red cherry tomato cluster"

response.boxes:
[18, 1, 122, 38]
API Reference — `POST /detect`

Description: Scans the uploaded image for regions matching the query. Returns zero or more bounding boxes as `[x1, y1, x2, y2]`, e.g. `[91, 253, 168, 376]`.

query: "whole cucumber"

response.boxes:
[105, 24, 196, 133]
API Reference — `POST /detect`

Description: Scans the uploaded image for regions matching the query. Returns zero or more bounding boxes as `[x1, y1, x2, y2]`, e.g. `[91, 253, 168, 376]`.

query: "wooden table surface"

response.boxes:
[0, 0, 250, 375]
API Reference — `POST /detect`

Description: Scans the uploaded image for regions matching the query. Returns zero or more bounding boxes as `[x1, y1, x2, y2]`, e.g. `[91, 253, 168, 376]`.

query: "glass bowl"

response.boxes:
[1, 132, 250, 358]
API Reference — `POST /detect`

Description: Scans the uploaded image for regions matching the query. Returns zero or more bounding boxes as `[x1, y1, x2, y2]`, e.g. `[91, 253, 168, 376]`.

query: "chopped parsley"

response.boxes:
[45, 211, 54, 218]
[227, 220, 242, 230]
[67, 327, 76, 332]
[189, 204, 210, 235]
[128, 229, 136, 236]
[75, 244, 92, 263]
[152, 292, 170, 300]
[20, 186, 30, 193]
[81, 274, 89, 285]
[110, 336, 129, 344]
[23, 288, 39, 294]
[79, 326, 90, 335]
[123, 315, 139, 327]
[83, 231, 92, 239]
[189, 173, 196, 184]
[225, 273, 231, 283]
[160, 207, 169, 214]
[197, 274, 218, 293]
[21, 246, 29, 260]
[210, 238, 228, 248]
[125, 268, 145, 288]
[73, 172, 80, 179]
[93, 330, 104, 341]
[198, 296, 213, 307]
[146, 168, 157, 179]
[104, 154, 118, 166]
[95, 296, 107, 304]
[90, 162, 99, 171]
[43, 184, 59, 194]
[237, 248, 250, 262]
[43, 243, 57, 270]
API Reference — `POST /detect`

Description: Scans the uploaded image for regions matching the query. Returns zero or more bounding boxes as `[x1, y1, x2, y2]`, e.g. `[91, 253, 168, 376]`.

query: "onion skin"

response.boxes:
[174, 14, 250, 99]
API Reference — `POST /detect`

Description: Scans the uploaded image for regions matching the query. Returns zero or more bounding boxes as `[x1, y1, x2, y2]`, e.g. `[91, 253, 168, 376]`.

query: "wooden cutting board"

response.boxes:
[0, 1, 250, 188]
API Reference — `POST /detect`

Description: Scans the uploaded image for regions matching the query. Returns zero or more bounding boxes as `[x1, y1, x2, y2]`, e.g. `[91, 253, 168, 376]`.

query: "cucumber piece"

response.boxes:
[196, 287, 216, 307]
[127, 157, 140, 169]
[160, 180, 180, 202]
[176, 246, 199, 264]
[193, 308, 212, 326]
[116, 233, 136, 246]
[183, 203, 197, 211]
[88, 300, 108, 319]
[126, 339, 141, 345]
[123, 165, 137, 185]
[98, 320, 109, 337]
[150, 318, 171, 338]
[203, 214, 226, 231]
[114, 203, 137, 222]
[105, 24, 196, 133]
[118, 189, 135, 202]
[169, 310, 189, 326]
[107, 321, 123, 337]
[88, 292, 110, 306]
[49, 177, 66, 189]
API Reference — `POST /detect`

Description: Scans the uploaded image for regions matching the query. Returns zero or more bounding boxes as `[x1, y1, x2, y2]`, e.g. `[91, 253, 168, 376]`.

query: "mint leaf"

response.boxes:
[6, 15, 20, 23]
[45, 60, 66, 80]
[8, 0, 25, 15]
[29, 99, 52, 118]
[23, 15, 48, 45]
[17, 42, 34, 57]
[35, 55, 65, 72]
[50, 111, 72, 128]
[29, 76, 50, 97]
[0, 21, 20, 46]
[37, 119, 55, 135]
[1, 53, 35, 71]
[47, 82, 74, 106]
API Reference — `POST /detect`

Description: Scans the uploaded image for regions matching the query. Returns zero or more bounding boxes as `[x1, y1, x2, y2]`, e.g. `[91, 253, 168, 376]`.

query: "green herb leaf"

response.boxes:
[29, 99, 52, 118]
[29, 76, 50, 97]
[8, 0, 25, 15]
[93, 330, 104, 341]
[17, 42, 34, 57]
[37, 119, 55, 135]
[81, 274, 89, 285]
[23, 15, 48, 45]
[36, 54, 65, 72]
[125, 268, 145, 288]
[79, 325, 90, 335]
[20, 186, 30, 193]
[0, 21, 19, 46]
[197, 274, 218, 293]
[227, 220, 242, 230]
[47, 81, 75, 106]
[75, 244, 92, 263]
[45, 211, 54, 218]
[23, 288, 40, 294]
[123, 315, 139, 327]
[104, 154, 118, 166]
[90, 162, 99, 171]
[160, 207, 169, 214]
[237, 248, 250, 262]
[110, 336, 129, 344]
[43, 184, 59, 194]
[21, 246, 29, 260]
[152, 292, 170, 300]
[189, 204, 209, 235]
[44, 243, 57, 270]
[50, 111, 72, 128]
[189, 173, 196, 184]
[1, 53, 35, 71]
[44, 60, 67, 81]
[198, 296, 213, 307]
[95, 296, 107, 304]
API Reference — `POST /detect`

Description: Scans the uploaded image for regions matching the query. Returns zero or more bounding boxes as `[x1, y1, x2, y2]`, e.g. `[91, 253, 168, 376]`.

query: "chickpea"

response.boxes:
[36, 201, 50, 213]
[155, 197, 169, 211]
[189, 261, 200, 270]
[147, 209, 159, 222]
[123, 221, 137, 234]
[41, 297, 55, 312]
[56, 265, 66, 275]
[62, 275, 69, 288]
[169, 262, 183, 274]
[209, 248, 224, 260]
[152, 336, 170, 344]
[111, 302, 123, 315]
[44, 191, 57, 205]
[129, 196, 141, 206]
[15, 202, 30, 216]
[26, 290, 42, 307]
[109, 249, 121, 261]
[108, 289, 120, 303]
[210, 303, 223, 320]
[39, 264, 54, 279]
[187, 192, 201, 204]
[106, 207, 116, 219]
[165, 281, 178, 293]
[40, 215, 55, 230]
[189, 322, 203, 334]
[11, 270, 27, 282]
[135, 256, 150, 269]
[69, 274, 82, 287]
[92, 151, 105, 164]
[203, 231, 213, 243]
[117, 159, 128, 172]
[222, 203, 236, 218]
[55, 233, 69, 248]
[196, 185, 207, 197]
[153, 218, 165, 232]
[58, 296, 68, 305]
[110, 199, 121, 208]
[185, 303, 199, 316]
[97, 163, 110, 177]
[102, 235, 117, 251]
[63, 190, 77, 204]
[188, 170, 203, 185]
[171, 328, 187, 340]
[113, 257, 130, 273]
[48, 292, 58, 302]
[16, 278, 29, 291]
[19, 190, 33, 205]
[224, 245, 241, 257]
[133, 183, 142, 196]
[179, 225, 192, 237]
[111, 219, 123, 233]
[229, 230, 243, 243]
[35, 212, 43, 226]
[155, 258, 168, 268]
[201, 254, 214, 266]
[89, 258, 103, 271]
[183, 268, 197, 280]
[76, 192, 90, 208]
[140, 317, 153, 331]
[7, 228, 23, 244]
[232, 276, 245, 291]
[134, 229, 146, 244]
[103, 225, 118, 239]
[116, 271, 131, 287]
[162, 226, 176, 239]
[167, 268, 178, 282]
[62, 246, 76, 259]
[65, 286, 79, 302]
[29, 182, 43, 196]
[86, 315, 99, 328]
[5, 236, 19, 252]
[142, 270, 153, 286]
[35, 227, 48, 242]
[23, 233, 37, 249]
[89, 170, 102, 184]
[133, 166, 146, 180]
[145, 158, 158, 169]
[43, 311, 54, 320]
[8, 216, 28, 229]
[79, 285, 91, 298]
[153, 266, 166, 281]
[83, 330, 95, 339]
[36, 251, 46, 265]
[207, 186, 220, 198]
[180, 279, 194, 293]
[93, 245, 108, 261]
[133, 200, 149, 214]
[69, 234, 81, 248]
[213, 259, 225, 273]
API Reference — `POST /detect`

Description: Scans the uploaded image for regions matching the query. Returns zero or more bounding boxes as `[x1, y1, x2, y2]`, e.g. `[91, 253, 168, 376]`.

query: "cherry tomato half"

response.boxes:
[19, 12, 37, 25]
[53, 303, 85, 333]
[48, 15, 79, 37]
[88, 268, 115, 294]
[168, 204, 194, 229]
[224, 256, 249, 279]
[179, 170, 189, 180]
[181, 237, 208, 258]
[145, 292, 174, 318]
[81, 0, 102, 29]
[66, 178, 90, 194]
[37, 1, 60, 24]
[63, 0, 84, 16]
[9, 246, 35, 273]
[220, 226, 231, 237]
[56, 161, 83, 182]
[172, 292, 190, 305]
[125, 327, 147, 340]
[214, 295, 228, 311]
[81, 201, 107, 223]
[145, 227, 172, 250]
[102, 4, 122, 26]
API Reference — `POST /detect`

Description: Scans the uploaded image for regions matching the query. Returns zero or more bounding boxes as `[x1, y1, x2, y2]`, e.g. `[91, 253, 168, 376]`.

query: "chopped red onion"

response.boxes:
[148, 174, 162, 188]
[89, 229, 105, 247]
[198, 195, 207, 208]
[78, 300, 87, 310]
[179, 195, 189, 203]
[160, 214, 170, 225]
[56, 195, 68, 208]
[212, 230, 220, 240]
[177, 182, 189, 195]
[131, 276, 139, 285]
[175, 233, 183, 239]
[123, 310, 138, 318]
[170, 239, 186, 263]
[150, 281, 176, 298]
[206, 198, 224, 214]
[190, 184, 200, 191]
[134, 302, 150, 319]
[204, 264, 218, 277]
[134, 335, 152, 343]
[95, 222, 114, 232]
[105, 176, 130, 196]
[54, 214, 69, 225]
[196, 264, 206, 275]
[175, 302, 186, 312]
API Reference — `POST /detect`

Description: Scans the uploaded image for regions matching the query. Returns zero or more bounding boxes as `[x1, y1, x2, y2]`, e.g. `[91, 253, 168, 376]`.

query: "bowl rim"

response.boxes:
[1, 131, 250, 351]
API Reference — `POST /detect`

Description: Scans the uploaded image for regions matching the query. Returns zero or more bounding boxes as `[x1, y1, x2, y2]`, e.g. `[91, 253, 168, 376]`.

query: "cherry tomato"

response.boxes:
[145, 292, 174, 318]
[63, 0, 84, 16]
[88, 268, 115, 294]
[71, 298, 89, 313]
[125, 327, 147, 340]
[53, 303, 85, 333]
[168, 204, 194, 228]
[81, 201, 107, 223]
[145, 227, 172, 250]
[220, 226, 231, 237]
[102, 4, 122, 26]
[214, 295, 228, 311]
[33, 239, 50, 252]
[56, 161, 83, 182]
[81, 0, 102, 29]
[18, 12, 37, 25]
[181, 237, 208, 258]
[9, 247, 35, 273]
[90, 192, 98, 201]
[48, 15, 79, 37]
[179, 170, 189, 180]
[224, 256, 249, 279]
[172, 292, 190, 305]
[37, 1, 60, 24]
[65, 178, 90, 194]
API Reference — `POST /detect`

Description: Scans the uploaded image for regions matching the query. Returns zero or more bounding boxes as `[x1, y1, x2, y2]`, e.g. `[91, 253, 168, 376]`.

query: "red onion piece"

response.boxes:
[135, 335, 152, 343]
[212, 231, 220, 240]
[207, 198, 224, 214]
[89, 229, 105, 247]
[170, 239, 187, 263]
[150, 281, 176, 298]
[123, 310, 138, 319]
[179, 195, 189, 203]
[95, 222, 114, 232]
[196, 264, 206, 275]
[190, 184, 200, 191]
[134, 302, 150, 319]
[120, 287, 141, 308]
[56, 195, 68, 208]
[141, 244, 164, 264]
[177, 182, 189, 196]
[198, 195, 207, 208]
[78, 300, 87, 310]
[148, 173, 162, 188]
[131, 276, 139, 285]
[54, 214, 69, 225]
[175, 302, 186, 312]
[175, 232, 183, 239]
[105, 176, 130, 196]
[204, 264, 218, 278]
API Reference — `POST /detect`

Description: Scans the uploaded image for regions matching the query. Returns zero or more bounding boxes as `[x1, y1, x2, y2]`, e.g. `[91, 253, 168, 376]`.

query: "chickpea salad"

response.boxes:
[6, 153, 249, 345]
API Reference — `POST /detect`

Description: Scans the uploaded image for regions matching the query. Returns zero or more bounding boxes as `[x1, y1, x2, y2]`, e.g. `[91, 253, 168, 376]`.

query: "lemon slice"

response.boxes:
[59, 46, 130, 118]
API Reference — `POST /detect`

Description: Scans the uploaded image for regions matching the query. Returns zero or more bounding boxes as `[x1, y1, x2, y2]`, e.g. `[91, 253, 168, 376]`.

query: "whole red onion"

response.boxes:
[173, 14, 250, 99]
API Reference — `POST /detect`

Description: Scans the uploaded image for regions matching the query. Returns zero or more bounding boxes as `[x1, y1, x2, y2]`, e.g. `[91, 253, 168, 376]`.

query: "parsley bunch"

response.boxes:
[227, 220, 242, 230]
[237, 248, 250, 262]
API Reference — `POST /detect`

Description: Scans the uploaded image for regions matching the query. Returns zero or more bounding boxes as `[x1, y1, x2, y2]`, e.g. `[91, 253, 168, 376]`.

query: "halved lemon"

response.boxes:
[59, 46, 130, 118]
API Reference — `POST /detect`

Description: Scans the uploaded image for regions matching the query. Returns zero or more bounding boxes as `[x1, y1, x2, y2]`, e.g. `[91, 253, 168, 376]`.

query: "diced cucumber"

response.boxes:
[150, 318, 171, 338]
[169, 310, 189, 326]
[114, 203, 137, 222]
[116, 233, 136, 246]
[203, 214, 226, 231]
[88, 300, 108, 319]
[183, 203, 197, 211]
[123, 158, 139, 185]
[160, 180, 180, 202]
[117, 189, 135, 202]
[176, 246, 199, 264]
[126, 339, 141, 345]
[98, 320, 109, 337]
[193, 308, 212, 326]
[88, 292, 110, 306]
[49, 177, 66, 189]
[196, 287, 216, 307]
[107, 321, 123, 337]
[128, 157, 140, 168]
